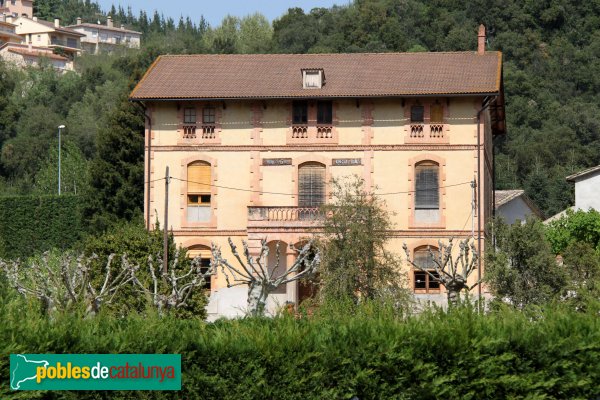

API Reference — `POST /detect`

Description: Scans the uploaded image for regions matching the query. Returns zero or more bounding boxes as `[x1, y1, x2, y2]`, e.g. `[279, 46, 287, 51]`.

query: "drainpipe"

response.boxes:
[136, 102, 152, 230]
[476, 96, 493, 301]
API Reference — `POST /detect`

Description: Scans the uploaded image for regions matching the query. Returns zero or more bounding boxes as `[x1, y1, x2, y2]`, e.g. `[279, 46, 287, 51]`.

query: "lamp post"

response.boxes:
[58, 125, 65, 195]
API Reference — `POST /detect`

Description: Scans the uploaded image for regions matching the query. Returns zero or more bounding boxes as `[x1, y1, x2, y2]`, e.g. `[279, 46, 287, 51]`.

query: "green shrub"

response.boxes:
[1, 300, 599, 399]
[81, 220, 208, 320]
[0, 195, 84, 260]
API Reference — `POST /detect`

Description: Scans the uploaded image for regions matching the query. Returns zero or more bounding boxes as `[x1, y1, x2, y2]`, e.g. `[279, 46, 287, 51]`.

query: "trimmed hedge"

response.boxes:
[1, 302, 600, 399]
[0, 195, 83, 259]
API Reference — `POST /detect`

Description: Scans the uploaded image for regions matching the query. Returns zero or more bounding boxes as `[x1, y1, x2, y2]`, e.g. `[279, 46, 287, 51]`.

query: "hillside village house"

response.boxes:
[13, 16, 84, 59]
[67, 16, 141, 54]
[0, 14, 73, 71]
[0, 0, 32, 18]
[130, 27, 506, 318]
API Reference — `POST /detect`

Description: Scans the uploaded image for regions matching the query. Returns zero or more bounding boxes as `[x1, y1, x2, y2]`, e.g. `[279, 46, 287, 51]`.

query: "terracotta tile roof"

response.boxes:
[130, 52, 503, 100]
[35, 19, 86, 36]
[66, 23, 141, 35]
[2, 44, 69, 61]
[566, 165, 600, 182]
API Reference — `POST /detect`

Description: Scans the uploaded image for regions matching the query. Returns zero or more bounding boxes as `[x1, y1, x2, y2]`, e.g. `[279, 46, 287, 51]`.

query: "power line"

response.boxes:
[169, 176, 471, 197]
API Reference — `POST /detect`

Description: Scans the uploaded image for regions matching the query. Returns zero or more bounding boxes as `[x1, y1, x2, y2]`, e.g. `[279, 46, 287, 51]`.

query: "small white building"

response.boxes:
[67, 16, 141, 54]
[495, 190, 543, 224]
[566, 165, 600, 211]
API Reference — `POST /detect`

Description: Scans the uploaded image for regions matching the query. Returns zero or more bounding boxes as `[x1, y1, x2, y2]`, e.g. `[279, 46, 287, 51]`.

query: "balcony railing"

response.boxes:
[409, 123, 446, 140]
[202, 124, 216, 139]
[248, 206, 324, 222]
[292, 125, 308, 138]
[50, 38, 79, 49]
[410, 123, 425, 138]
[183, 124, 196, 139]
[430, 124, 444, 138]
[316, 125, 333, 139]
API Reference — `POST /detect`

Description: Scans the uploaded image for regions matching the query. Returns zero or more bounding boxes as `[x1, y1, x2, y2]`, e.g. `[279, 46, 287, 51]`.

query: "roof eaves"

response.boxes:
[566, 165, 600, 182]
[130, 91, 500, 101]
[129, 55, 163, 100]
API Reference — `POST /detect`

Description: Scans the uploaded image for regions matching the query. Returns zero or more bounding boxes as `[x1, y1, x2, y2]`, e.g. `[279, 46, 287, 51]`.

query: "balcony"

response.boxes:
[248, 206, 325, 229]
[406, 123, 448, 143]
[49, 38, 80, 50]
[179, 124, 219, 143]
[288, 125, 336, 144]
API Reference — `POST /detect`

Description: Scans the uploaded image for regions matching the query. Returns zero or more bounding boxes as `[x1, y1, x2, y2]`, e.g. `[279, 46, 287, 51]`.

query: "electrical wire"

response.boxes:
[169, 176, 472, 197]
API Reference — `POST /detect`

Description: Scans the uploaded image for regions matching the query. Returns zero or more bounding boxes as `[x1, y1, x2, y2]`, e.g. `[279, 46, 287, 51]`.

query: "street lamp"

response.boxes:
[58, 125, 65, 195]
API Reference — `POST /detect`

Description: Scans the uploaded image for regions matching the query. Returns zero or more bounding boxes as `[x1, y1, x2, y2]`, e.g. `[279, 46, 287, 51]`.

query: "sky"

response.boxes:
[95, 0, 349, 27]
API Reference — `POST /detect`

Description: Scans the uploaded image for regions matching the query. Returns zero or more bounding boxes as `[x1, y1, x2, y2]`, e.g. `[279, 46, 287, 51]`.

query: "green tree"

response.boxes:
[82, 219, 208, 320]
[318, 176, 408, 305]
[485, 218, 567, 309]
[34, 141, 89, 195]
[85, 99, 144, 233]
[546, 209, 600, 254]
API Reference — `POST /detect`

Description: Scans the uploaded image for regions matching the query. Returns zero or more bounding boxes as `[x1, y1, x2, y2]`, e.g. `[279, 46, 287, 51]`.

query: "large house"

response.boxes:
[0, 14, 73, 71]
[0, 0, 33, 18]
[67, 16, 141, 54]
[130, 26, 506, 318]
[13, 16, 84, 58]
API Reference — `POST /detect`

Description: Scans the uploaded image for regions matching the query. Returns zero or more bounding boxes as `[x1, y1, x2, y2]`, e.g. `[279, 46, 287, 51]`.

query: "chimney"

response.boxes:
[32, 16, 37, 21]
[54, 18, 60, 28]
[6, 15, 12, 24]
[107, 16, 113, 28]
[76, 17, 82, 25]
[121, 24, 125, 30]
[477, 24, 486, 55]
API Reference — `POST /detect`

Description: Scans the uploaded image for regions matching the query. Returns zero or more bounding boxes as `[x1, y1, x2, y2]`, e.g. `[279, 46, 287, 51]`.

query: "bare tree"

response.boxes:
[211, 238, 320, 317]
[0, 252, 136, 315]
[132, 249, 215, 315]
[403, 238, 480, 306]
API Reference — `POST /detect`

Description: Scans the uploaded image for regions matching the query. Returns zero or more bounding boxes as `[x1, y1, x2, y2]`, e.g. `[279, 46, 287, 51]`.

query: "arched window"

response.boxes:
[414, 161, 440, 223]
[187, 245, 212, 290]
[187, 161, 211, 222]
[298, 162, 325, 208]
[413, 246, 440, 293]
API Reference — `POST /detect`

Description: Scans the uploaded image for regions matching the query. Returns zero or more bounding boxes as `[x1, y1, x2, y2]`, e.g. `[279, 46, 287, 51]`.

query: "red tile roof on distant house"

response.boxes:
[3, 44, 68, 61]
[129, 52, 503, 101]
[66, 22, 141, 35]
[34, 19, 86, 36]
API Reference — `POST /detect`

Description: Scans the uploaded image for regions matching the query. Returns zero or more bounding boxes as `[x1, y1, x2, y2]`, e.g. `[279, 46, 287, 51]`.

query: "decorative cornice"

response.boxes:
[149, 144, 477, 152]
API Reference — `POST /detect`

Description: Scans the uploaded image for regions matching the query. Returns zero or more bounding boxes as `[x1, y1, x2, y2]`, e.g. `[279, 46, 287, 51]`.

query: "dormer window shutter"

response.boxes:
[302, 69, 324, 89]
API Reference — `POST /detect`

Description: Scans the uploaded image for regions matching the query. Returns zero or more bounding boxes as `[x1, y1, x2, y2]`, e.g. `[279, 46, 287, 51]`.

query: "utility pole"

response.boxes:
[471, 178, 476, 240]
[163, 166, 170, 275]
[58, 125, 65, 195]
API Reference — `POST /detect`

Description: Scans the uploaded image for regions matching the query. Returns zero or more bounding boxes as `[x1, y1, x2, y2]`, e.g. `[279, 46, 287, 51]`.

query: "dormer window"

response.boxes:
[302, 69, 324, 89]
